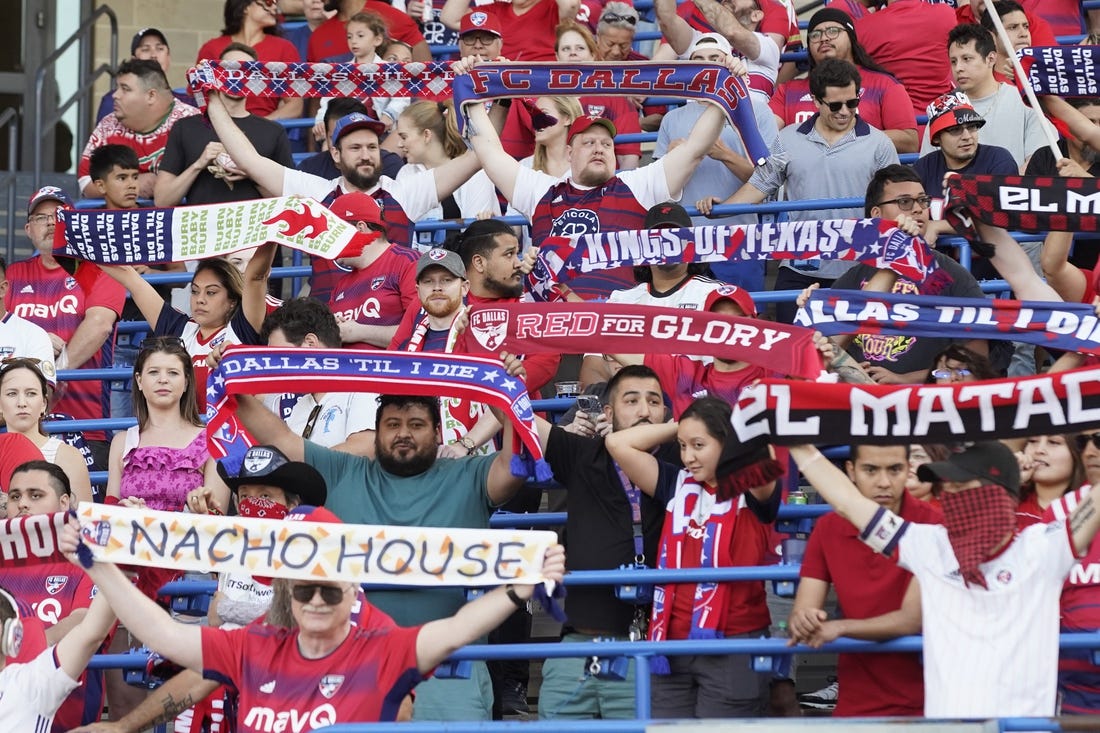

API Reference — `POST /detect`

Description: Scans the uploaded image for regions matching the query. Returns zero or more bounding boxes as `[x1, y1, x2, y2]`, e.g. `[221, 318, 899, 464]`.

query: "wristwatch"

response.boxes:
[458, 436, 477, 455]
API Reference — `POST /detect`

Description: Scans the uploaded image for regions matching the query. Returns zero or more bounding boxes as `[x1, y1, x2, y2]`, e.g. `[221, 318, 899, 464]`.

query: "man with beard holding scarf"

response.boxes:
[789, 440, 1100, 717]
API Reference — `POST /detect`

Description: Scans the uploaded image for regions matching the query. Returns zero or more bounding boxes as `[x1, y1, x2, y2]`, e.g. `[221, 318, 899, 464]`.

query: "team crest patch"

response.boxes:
[470, 308, 509, 351]
[996, 569, 1012, 585]
[470, 11, 488, 25]
[370, 276, 385, 290]
[586, 105, 606, 117]
[45, 576, 68, 595]
[551, 209, 600, 237]
[319, 674, 345, 699]
[243, 448, 276, 474]
[64, 277, 77, 291]
[81, 520, 112, 548]
[427, 248, 448, 261]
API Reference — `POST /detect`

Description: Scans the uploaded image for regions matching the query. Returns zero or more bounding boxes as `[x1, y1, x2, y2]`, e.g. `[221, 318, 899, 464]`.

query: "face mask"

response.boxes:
[237, 496, 288, 520]
[941, 483, 1016, 589]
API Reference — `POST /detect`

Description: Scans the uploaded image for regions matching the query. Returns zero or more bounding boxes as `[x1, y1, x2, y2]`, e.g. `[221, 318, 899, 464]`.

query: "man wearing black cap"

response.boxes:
[790, 440, 1100, 717]
[771, 8, 917, 153]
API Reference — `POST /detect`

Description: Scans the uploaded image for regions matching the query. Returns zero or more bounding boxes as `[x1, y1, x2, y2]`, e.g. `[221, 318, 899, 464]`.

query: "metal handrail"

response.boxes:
[33, 4, 118, 190]
[0, 108, 18, 262]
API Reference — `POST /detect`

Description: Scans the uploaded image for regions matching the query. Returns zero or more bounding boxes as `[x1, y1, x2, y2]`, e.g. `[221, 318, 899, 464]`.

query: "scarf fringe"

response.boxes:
[533, 581, 567, 622]
[650, 655, 671, 675]
[718, 458, 784, 499]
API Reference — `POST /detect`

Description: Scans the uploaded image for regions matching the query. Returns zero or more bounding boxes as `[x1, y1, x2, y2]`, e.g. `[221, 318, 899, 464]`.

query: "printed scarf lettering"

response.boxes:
[0, 513, 70, 567]
[945, 174, 1100, 235]
[1017, 46, 1100, 98]
[798, 289, 1100, 355]
[730, 366, 1100, 447]
[525, 219, 937, 300]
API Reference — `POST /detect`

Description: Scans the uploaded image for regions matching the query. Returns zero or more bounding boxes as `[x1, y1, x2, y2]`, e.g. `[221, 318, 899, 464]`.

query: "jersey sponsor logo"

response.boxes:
[318, 674, 344, 699]
[12, 294, 80, 319]
[1069, 562, 1100, 586]
[551, 209, 600, 237]
[259, 679, 276, 693]
[45, 575, 68, 595]
[34, 597, 63, 625]
[242, 703, 337, 732]
[335, 298, 382, 322]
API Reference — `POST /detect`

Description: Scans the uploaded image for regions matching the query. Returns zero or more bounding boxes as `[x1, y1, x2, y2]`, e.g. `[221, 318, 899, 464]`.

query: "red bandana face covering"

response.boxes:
[237, 496, 289, 520]
[941, 484, 1017, 589]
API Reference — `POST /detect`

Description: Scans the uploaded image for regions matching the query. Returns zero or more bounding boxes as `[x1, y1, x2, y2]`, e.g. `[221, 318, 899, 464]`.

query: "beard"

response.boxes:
[483, 271, 523, 298]
[376, 441, 437, 477]
[423, 294, 462, 319]
[573, 163, 612, 188]
[343, 164, 381, 191]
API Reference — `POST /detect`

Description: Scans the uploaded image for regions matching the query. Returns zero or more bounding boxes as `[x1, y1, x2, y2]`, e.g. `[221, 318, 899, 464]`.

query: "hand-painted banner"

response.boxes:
[76, 504, 557, 586]
[186, 59, 455, 110]
[467, 302, 824, 380]
[0, 513, 69, 567]
[452, 62, 769, 164]
[730, 366, 1100, 446]
[53, 196, 359, 264]
[797, 289, 1100, 355]
[945, 174, 1100, 235]
[1018, 46, 1100, 97]
[525, 219, 938, 301]
[206, 347, 550, 480]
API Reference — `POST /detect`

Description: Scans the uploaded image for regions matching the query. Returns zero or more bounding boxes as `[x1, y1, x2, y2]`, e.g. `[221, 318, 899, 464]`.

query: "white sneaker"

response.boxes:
[799, 679, 838, 710]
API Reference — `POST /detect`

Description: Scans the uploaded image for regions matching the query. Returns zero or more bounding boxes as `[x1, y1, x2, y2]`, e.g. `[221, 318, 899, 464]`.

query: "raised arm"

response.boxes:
[235, 393, 306, 461]
[692, 0, 761, 59]
[485, 404, 526, 505]
[653, 0, 695, 55]
[982, 221, 1062, 302]
[604, 421, 678, 495]
[415, 544, 565, 673]
[440, 0, 472, 31]
[205, 92, 287, 195]
[433, 149, 483, 203]
[54, 590, 116, 681]
[241, 242, 276, 334]
[557, 0, 579, 21]
[1040, 95, 1100, 152]
[463, 96, 522, 202]
[788, 444, 881, 533]
[1070, 486, 1100, 557]
[1041, 230, 1086, 303]
[99, 265, 167, 334]
[62, 307, 118, 370]
[660, 103, 727, 200]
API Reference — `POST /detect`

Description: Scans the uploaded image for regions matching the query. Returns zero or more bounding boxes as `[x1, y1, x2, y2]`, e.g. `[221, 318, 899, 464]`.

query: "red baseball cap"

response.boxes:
[704, 284, 757, 318]
[330, 191, 386, 231]
[567, 115, 617, 143]
[459, 10, 503, 38]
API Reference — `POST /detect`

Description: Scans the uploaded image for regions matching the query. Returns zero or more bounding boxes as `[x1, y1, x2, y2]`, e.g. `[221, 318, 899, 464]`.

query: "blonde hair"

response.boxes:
[555, 20, 598, 58]
[399, 100, 466, 160]
[533, 96, 582, 173]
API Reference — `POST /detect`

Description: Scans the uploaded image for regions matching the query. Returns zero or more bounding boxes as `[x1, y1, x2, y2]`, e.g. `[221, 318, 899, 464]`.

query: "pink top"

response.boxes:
[120, 428, 208, 511]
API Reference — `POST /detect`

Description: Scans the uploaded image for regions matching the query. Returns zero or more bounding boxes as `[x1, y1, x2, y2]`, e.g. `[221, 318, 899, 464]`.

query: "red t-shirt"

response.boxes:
[854, 0, 956, 118]
[477, 0, 563, 61]
[308, 3, 427, 61]
[4, 258, 126, 442]
[644, 353, 769, 418]
[501, 96, 642, 161]
[196, 34, 302, 117]
[800, 493, 941, 716]
[770, 69, 917, 133]
[0, 433, 44, 491]
[328, 245, 420, 349]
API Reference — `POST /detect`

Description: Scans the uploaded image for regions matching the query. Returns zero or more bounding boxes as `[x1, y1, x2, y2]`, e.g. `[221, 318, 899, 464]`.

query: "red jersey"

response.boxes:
[308, 3, 426, 61]
[1046, 488, 1100, 630]
[955, 3, 1058, 46]
[196, 35, 302, 117]
[328, 245, 419, 349]
[4, 257, 126, 441]
[801, 493, 941, 716]
[0, 433, 44, 491]
[770, 69, 917, 133]
[477, 0, 563, 61]
[644, 353, 769, 418]
[201, 623, 423, 729]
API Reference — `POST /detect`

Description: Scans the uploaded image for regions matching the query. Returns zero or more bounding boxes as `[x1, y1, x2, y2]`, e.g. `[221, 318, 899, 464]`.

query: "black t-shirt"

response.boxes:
[159, 114, 293, 205]
[544, 426, 675, 634]
[1025, 140, 1100, 177]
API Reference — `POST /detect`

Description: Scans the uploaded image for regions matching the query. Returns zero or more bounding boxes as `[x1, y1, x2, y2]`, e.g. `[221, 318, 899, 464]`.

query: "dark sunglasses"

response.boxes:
[600, 12, 637, 25]
[1076, 433, 1100, 452]
[876, 194, 933, 212]
[819, 98, 860, 113]
[291, 583, 349, 605]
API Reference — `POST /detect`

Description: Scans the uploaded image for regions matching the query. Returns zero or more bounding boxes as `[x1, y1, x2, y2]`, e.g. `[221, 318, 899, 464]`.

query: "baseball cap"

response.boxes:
[27, 186, 73, 217]
[330, 191, 386, 231]
[806, 8, 855, 38]
[705, 284, 757, 318]
[916, 441, 1021, 497]
[927, 91, 986, 146]
[459, 10, 503, 38]
[131, 27, 169, 55]
[331, 112, 386, 146]
[416, 248, 467, 280]
[644, 201, 692, 230]
[686, 32, 733, 59]
[216, 445, 327, 507]
[567, 115, 617, 143]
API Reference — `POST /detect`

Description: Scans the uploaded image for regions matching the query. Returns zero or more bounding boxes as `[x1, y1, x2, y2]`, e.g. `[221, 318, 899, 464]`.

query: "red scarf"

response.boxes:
[942, 484, 1018, 589]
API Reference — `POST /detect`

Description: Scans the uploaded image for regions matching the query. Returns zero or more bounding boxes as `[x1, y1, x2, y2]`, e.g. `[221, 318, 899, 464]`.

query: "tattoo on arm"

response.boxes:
[829, 348, 875, 385]
[1071, 495, 1096, 537]
[150, 692, 196, 726]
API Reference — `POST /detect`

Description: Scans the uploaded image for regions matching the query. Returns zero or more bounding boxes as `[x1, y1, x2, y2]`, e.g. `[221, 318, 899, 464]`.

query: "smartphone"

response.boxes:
[575, 395, 602, 421]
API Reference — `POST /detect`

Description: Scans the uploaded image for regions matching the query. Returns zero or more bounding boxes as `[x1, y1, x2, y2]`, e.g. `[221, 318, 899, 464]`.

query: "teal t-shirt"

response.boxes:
[304, 442, 497, 625]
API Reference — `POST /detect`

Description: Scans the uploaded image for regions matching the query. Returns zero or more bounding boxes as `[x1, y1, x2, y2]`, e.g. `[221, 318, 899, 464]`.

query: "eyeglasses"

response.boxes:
[1076, 433, 1100, 452]
[941, 122, 982, 137]
[291, 583, 350, 605]
[27, 214, 55, 225]
[140, 336, 187, 352]
[600, 12, 637, 25]
[808, 26, 844, 43]
[876, 194, 933, 212]
[301, 404, 323, 440]
[818, 98, 860, 113]
[459, 32, 497, 46]
[931, 367, 972, 379]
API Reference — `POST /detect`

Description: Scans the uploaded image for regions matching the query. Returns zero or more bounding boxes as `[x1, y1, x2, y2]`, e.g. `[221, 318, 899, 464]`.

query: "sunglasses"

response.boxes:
[876, 194, 933, 213]
[140, 336, 188, 352]
[931, 367, 972, 379]
[819, 98, 860, 113]
[808, 26, 844, 43]
[600, 12, 637, 25]
[301, 404, 323, 440]
[291, 583, 350, 605]
[1076, 433, 1100, 451]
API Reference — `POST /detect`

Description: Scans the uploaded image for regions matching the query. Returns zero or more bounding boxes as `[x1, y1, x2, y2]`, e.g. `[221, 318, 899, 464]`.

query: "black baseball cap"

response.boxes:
[644, 201, 692, 229]
[917, 441, 1020, 497]
[132, 28, 169, 55]
[217, 445, 327, 507]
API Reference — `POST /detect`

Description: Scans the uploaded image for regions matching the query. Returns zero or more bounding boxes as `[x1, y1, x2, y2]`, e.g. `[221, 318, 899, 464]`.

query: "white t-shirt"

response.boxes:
[895, 519, 1077, 717]
[282, 169, 440, 225]
[508, 160, 673, 223]
[287, 392, 378, 448]
[397, 163, 501, 251]
[0, 312, 56, 382]
[0, 647, 79, 729]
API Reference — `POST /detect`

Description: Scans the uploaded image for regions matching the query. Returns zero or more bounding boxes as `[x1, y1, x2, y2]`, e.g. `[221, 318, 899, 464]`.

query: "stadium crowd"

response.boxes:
[2, 0, 1100, 729]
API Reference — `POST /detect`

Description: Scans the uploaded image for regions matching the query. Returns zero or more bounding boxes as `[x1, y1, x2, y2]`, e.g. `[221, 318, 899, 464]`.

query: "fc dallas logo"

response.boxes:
[469, 308, 509, 351]
[319, 674, 345, 699]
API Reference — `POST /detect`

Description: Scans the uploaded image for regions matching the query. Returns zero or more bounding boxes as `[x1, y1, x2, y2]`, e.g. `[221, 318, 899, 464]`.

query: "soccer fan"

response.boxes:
[6, 186, 126, 469]
[58, 516, 565, 727]
[441, 0, 579, 61]
[77, 58, 200, 197]
[0, 255, 55, 369]
[957, 0, 1057, 52]
[595, 3, 646, 62]
[789, 444, 940, 716]
[789, 440, 1100, 717]
[308, 0, 430, 62]
[1025, 97, 1100, 178]
[977, 0, 1050, 84]
[770, 8, 918, 153]
[94, 28, 196, 123]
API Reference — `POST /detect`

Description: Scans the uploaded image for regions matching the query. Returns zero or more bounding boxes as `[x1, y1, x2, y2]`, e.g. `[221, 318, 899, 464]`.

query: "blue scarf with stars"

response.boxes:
[205, 347, 549, 480]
